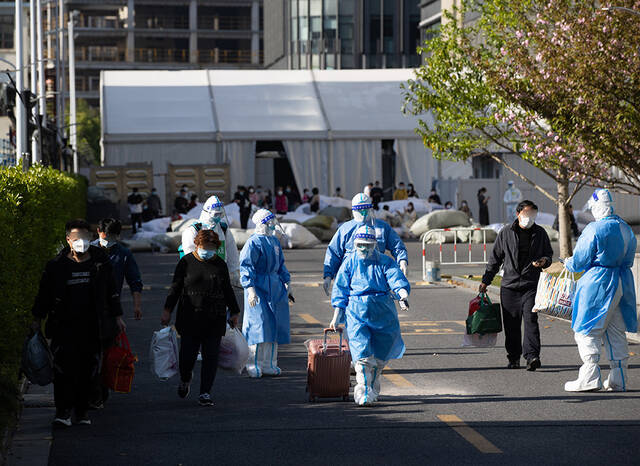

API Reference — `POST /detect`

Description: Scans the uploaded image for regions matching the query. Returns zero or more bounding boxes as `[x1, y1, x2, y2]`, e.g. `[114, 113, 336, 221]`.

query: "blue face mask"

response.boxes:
[198, 248, 215, 260]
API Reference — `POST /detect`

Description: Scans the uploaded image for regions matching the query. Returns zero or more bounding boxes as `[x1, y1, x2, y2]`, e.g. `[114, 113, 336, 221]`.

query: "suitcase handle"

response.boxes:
[322, 328, 344, 354]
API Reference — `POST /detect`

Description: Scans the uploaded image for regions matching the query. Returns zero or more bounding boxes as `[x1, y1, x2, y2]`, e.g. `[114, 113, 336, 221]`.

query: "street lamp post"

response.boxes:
[29, 0, 39, 163]
[15, 0, 26, 167]
[68, 11, 77, 173]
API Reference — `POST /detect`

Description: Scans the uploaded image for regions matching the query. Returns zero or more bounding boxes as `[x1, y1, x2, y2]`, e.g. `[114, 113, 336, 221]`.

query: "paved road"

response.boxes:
[44, 248, 639, 466]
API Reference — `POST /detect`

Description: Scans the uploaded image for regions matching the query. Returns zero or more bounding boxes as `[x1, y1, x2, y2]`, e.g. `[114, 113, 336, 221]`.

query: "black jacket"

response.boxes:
[165, 253, 240, 337]
[32, 246, 123, 346]
[482, 221, 553, 291]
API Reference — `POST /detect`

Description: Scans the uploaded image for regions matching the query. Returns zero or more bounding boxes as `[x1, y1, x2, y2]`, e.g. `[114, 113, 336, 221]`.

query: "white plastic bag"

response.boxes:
[150, 327, 179, 380]
[218, 324, 249, 374]
[462, 333, 498, 348]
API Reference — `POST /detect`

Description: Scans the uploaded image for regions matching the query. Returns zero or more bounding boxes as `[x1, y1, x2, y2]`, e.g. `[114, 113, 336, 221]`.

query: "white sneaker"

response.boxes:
[246, 364, 262, 378]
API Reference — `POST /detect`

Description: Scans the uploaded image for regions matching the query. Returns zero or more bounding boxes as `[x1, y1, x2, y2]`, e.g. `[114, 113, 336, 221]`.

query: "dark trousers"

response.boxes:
[500, 287, 540, 362]
[240, 209, 251, 229]
[131, 213, 143, 234]
[51, 340, 100, 414]
[179, 333, 222, 395]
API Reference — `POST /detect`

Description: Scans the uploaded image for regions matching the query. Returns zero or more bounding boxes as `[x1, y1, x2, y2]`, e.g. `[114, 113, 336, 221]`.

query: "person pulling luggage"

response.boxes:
[329, 225, 410, 406]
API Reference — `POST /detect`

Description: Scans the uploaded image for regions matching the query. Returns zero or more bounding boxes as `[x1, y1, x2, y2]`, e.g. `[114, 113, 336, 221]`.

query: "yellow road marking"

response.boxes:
[383, 370, 414, 388]
[437, 415, 502, 454]
[299, 313, 321, 324]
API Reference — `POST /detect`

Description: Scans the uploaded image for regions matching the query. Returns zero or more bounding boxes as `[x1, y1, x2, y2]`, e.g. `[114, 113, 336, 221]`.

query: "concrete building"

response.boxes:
[264, 0, 421, 70]
[45, 0, 263, 107]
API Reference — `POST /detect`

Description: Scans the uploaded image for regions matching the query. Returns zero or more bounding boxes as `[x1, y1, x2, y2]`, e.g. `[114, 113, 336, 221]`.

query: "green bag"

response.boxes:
[466, 293, 503, 335]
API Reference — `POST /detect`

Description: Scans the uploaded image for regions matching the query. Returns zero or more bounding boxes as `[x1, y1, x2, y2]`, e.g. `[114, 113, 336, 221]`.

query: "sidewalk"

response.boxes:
[6, 383, 53, 466]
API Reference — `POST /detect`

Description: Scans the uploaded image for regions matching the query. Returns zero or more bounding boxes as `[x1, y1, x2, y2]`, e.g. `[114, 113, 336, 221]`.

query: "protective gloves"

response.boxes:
[247, 287, 260, 307]
[230, 270, 241, 287]
[285, 282, 295, 303]
[322, 276, 332, 296]
[329, 308, 345, 331]
[399, 260, 408, 277]
[398, 288, 410, 312]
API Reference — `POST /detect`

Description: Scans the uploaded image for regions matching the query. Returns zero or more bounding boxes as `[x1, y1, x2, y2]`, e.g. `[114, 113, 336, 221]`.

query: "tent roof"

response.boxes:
[102, 69, 428, 142]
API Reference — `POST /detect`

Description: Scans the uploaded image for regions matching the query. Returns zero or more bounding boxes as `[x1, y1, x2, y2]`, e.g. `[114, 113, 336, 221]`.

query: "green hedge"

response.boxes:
[0, 166, 86, 424]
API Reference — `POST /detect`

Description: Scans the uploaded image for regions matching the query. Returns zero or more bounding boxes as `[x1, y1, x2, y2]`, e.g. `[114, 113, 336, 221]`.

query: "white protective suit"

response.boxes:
[564, 189, 637, 392]
[181, 195, 241, 287]
[503, 181, 523, 222]
[241, 209, 292, 378]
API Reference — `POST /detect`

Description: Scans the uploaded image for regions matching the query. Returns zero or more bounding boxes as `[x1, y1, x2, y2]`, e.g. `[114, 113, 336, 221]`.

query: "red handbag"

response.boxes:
[102, 332, 137, 393]
[468, 294, 482, 317]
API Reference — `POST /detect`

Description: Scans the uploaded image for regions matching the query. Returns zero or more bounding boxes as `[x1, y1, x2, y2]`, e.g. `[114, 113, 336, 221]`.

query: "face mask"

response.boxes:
[209, 213, 222, 224]
[198, 248, 215, 260]
[268, 223, 277, 232]
[72, 239, 90, 254]
[152, 190, 157, 195]
[99, 238, 116, 248]
[356, 244, 374, 259]
[249, 189, 254, 193]
[519, 214, 536, 229]
[277, 191, 283, 196]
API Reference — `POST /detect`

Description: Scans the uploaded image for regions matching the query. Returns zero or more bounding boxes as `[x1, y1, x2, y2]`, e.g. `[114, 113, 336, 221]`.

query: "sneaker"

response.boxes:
[178, 381, 191, 399]
[198, 393, 214, 407]
[75, 412, 91, 425]
[88, 400, 104, 410]
[53, 409, 72, 427]
[526, 357, 541, 372]
[507, 360, 521, 369]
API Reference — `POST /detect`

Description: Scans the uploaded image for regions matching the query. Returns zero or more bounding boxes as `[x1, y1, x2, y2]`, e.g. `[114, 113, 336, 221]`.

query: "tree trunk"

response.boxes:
[556, 176, 573, 259]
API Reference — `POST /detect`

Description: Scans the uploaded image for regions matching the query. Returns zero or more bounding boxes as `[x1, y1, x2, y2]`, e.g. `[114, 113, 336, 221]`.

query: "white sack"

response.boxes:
[279, 223, 321, 249]
[218, 324, 250, 374]
[150, 327, 179, 380]
[410, 209, 472, 237]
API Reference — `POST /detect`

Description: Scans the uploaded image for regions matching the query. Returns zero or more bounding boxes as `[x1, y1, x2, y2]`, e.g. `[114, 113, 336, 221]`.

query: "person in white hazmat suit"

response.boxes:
[564, 189, 637, 392]
[503, 181, 523, 222]
[323, 193, 409, 297]
[181, 195, 241, 287]
[330, 225, 410, 406]
[239, 209, 294, 378]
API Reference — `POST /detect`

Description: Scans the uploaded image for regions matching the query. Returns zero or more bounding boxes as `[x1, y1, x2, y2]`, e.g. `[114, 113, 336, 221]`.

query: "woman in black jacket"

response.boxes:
[161, 229, 240, 406]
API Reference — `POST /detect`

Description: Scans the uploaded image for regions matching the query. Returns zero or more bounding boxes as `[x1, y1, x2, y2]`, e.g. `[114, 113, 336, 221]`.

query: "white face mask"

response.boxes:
[72, 238, 90, 254]
[519, 214, 537, 229]
[99, 238, 116, 248]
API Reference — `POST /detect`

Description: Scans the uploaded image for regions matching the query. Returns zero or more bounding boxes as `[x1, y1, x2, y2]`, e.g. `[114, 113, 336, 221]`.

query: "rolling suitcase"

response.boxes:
[306, 328, 351, 402]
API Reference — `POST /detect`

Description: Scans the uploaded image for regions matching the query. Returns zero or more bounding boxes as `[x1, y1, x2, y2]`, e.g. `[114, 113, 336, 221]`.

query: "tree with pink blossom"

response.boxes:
[403, 0, 640, 257]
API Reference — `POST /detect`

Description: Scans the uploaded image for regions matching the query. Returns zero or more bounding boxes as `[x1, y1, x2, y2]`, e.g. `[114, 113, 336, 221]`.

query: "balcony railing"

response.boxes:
[197, 16, 252, 31]
[75, 46, 126, 62]
[134, 48, 190, 63]
[136, 16, 189, 29]
[197, 49, 262, 64]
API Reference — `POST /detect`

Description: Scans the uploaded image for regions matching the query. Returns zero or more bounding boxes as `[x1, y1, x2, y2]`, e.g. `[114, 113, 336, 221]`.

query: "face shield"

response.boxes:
[353, 228, 377, 260]
[352, 193, 375, 225]
[201, 197, 230, 229]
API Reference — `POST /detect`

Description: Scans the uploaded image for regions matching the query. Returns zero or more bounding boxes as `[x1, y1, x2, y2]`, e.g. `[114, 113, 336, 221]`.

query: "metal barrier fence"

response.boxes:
[422, 227, 493, 280]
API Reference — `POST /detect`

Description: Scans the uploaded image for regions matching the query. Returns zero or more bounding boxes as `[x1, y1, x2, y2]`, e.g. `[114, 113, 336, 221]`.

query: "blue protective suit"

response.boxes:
[323, 219, 408, 279]
[240, 234, 291, 346]
[331, 250, 410, 362]
[565, 216, 637, 334]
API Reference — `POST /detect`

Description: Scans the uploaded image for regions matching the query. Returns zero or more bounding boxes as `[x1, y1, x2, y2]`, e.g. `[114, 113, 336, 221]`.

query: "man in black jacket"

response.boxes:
[479, 200, 553, 371]
[32, 219, 125, 426]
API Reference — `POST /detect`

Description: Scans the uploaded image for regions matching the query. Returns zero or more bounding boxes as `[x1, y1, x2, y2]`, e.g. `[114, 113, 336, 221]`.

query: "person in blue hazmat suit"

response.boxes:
[239, 209, 293, 378]
[564, 189, 637, 392]
[329, 225, 410, 406]
[323, 193, 409, 296]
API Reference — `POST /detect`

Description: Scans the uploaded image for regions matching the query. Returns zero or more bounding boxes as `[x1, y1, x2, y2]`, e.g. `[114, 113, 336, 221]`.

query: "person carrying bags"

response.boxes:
[161, 229, 241, 407]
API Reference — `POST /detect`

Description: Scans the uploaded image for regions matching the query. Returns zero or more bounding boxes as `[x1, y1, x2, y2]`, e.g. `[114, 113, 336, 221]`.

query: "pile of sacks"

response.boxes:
[410, 209, 497, 244]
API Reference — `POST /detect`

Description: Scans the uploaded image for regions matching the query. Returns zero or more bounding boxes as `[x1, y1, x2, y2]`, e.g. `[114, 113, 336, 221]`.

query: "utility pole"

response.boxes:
[15, 0, 26, 166]
[58, 0, 65, 138]
[30, 0, 39, 162]
[36, 0, 46, 164]
[68, 10, 77, 173]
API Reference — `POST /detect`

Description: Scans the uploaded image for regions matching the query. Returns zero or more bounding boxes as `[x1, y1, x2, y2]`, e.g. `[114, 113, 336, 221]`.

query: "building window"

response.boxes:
[0, 15, 14, 49]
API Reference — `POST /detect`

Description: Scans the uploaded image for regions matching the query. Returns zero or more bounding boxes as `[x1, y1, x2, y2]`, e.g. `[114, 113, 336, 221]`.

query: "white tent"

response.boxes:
[101, 69, 471, 203]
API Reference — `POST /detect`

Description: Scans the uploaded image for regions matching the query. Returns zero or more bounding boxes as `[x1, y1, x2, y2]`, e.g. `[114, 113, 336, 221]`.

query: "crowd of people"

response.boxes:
[32, 180, 636, 424]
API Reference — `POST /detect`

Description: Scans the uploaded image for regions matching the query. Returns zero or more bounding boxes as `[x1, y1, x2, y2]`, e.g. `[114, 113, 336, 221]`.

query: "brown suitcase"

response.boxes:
[306, 328, 351, 402]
